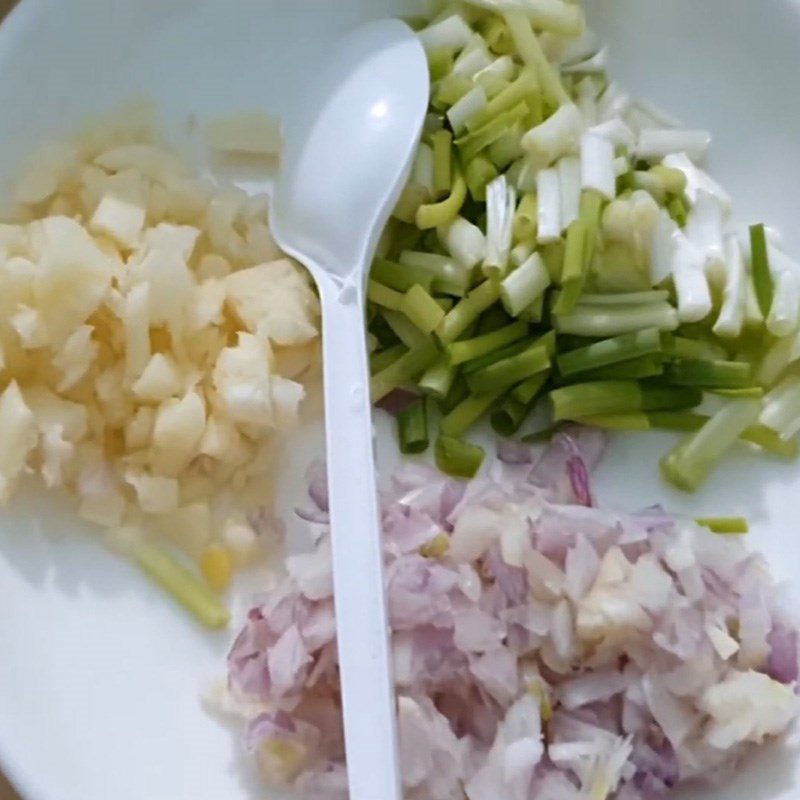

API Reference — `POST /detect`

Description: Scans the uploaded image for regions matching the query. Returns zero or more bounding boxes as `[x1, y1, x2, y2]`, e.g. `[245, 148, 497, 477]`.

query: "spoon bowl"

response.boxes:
[269, 19, 429, 800]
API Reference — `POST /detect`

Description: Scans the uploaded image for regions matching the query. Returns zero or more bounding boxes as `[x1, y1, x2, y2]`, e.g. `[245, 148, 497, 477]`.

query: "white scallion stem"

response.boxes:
[452, 34, 492, 77]
[671, 231, 712, 323]
[636, 129, 711, 163]
[411, 142, 435, 199]
[483, 175, 517, 278]
[761, 374, 800, 440]
[766, 244, 800, 337]
[447, 86, 488, 134]
[685, 190, 726, 283]
[713, 233, 747, 339]
[500, 251, 551, 316]
[598, 82, 632, 122]
[536, 167, 562, 244]
[580, 132, 616, 200]
[417, 14, 473, 53]
[522, 103, 583, 166]
[558, 155, 582, 230]
[663, 152, 732, 212]
[589, 118, 636, 150]
[438, 216, 487, 270]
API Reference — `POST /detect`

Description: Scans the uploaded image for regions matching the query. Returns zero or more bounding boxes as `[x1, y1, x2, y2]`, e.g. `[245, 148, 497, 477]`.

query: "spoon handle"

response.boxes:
[318, 282, 401, 800]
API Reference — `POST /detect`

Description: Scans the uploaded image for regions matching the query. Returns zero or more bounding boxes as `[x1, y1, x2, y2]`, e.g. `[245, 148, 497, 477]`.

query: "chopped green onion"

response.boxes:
[466, 67, 540, 131]
[382, 308, 429, 348]
[579, 291, 671, 306]
[370, 344, 406, 375]
[557, 328, 664, 377]
[400, 251, 471, 296]
[418, 357, 457, 400]
[696, 517, 749, 535]
[367, 279, 404, 311]
[661, 399, 762, 492]
[400, 284, 446, 334]
[708, 387, 765, 399]
[434, 73, 473, 107]
[465, 155, 499, 201]
[416, 170, 468, 230]
[441, 388, 506, 436]
[461, 338, 531, 374]
[439, 374, 470, 414]
[500, 251, 551, 317]
[435, 435, 486, 479]
[554, 301, 679, 337]
[371, 257, 435, 293]
[491, 396, 532, 437]
[466, 343, 550, 395]
[456, 102, 530, 163]
[513, 192, 538, 242]
[511, 371, 550, 405]
[571, 354, 665, 382]
[437, 279, 502, 344]
[397, 398, 429, 455]
[133, 541, 231, 629]
[749, 223, 774, 318]
[665, 358, 752, 389]
[668, 196, 688, 227]
[371, 340, 439, 402]
[551, 380, 703, 422]
[432, 129, 453, 200]
[552, 219, 586, 316]
[427, 48, 455, 82]
[447, 319, 528, 365]
[650, 164, 688, 195]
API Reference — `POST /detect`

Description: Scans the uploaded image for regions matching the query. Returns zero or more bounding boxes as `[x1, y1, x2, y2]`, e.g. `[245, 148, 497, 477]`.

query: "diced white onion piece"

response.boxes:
[636, 129, 711, 163]
[589, 118, 636, 150]
[447, 86, 488, 135]
[713, 234, 747, 339]
[417, 14, 473, 53]
[536, 167, 561, 244]
[501, 252, 552, 316]
[580, 132, 616, 200]
[438, 216, 487, 270]
[685, 190, 726, 283]
[663, 152, 732, 213]
[483, 175, 517, 276]
[522, 104, 583, 166]
[671, 231, 712, 323]
[558, 156, 581, 229]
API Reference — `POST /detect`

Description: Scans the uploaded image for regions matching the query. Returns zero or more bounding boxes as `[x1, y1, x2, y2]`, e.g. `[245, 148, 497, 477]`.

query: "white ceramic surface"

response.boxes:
[1, 2, 800, 800]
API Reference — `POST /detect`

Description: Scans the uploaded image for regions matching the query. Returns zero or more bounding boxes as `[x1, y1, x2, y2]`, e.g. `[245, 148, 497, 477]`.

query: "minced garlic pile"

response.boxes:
[0, 102, 320, 603]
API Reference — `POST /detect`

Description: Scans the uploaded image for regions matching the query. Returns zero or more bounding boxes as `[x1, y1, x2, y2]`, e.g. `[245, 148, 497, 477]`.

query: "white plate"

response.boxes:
[1, 2, 800, 799]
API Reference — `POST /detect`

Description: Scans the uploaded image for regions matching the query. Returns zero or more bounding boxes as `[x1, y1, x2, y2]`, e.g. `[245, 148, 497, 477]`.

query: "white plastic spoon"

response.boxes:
[270, 19, 429, 800]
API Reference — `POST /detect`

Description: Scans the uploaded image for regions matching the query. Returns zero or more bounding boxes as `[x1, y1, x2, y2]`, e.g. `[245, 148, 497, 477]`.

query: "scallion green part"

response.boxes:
[665, 358, 752, 389]
[371, 257, 435, 293]
[447, 319, 528, 365]
[432, 129, 453, 200]
[435, 435, 486, 479]
[437, 279, 502, 343]
[371, 340, 439, 402]
[749, 223, 774, 318]
[397, 398, 430, 455]
[370, 344, 406, 375]
[441, 388, 506, 437]
[416, 171, 468, 230]
[557, 328, 664, 377]
[133, 542, 231, 629]
[466, 343, 550, 395]
[465, 155, 499, 201]
[696, 517, 749, 535]
[367, 279, 405, 311]
[400, 284, 446, 334]
[418, 357, 456, 400]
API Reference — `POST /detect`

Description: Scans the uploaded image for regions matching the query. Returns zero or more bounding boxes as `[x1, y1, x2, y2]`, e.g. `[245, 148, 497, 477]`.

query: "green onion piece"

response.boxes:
[511, 371, 550, 405]
[416, 170, 468, 230]
[750, 223, 773, 319]
[455, 101, 530, 163]
[491, 396, 532, 437]
[632, 170, 666, 203]
[370, 344, 406, 375]
[668, 196, 688, 227]
[650, 165, 687, 195]
[579, 189, 604, 269]
[465, 156, 499, 202]
[513, 192, 538, 242]
[501, 251, 551, 317]
[400, 284, 446, 334]
[476, 305, 513, 335]
[371, 340, 439, 402]
[665, 358, 752, 389]
[367, 279, 405, 311]
[488, 124, 525, 170]
[133, 541, 231, 629]
[434, 73, 473, 107]
[661, 399, 762, 492]
[397, 398, 429, 455]
[557, 328, 664, 377]
[393, 182, 430, 224]
[740, 424, 799, 458]
[696, 517, 749, 535]
[579, 291, 671, 306]
[572, 354, 665, 382]
[447, 320, 528, 365]
[466, 67, 540, 131]
[503, 10, 571, 106]
[439, 374, 470, 414]
[466, 344, 550, 395]
[554, 301, 679, 337]
[371, 257, 434, 293]
[550, 380, 703, 422]
[441, 389, 506, 436]
[435, 435, 486, 479]
[552, 220, 588, 316]
[382, 308, 429, 348]
[427, 48, 454, 82]
[461, 338, 531, 374]
[418, 357, 457, 400]
[432, 129, 453, 200]
[478, 15, 514, 55]
[438, 279, 502, 344]
[708, 387, 765, 399]
[399, 251, 471, 297]
[666, 335, 727, 361]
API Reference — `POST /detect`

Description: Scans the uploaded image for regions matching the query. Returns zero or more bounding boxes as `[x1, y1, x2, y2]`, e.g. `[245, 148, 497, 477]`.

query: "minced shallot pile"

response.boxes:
[222, 428, 799, 799]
